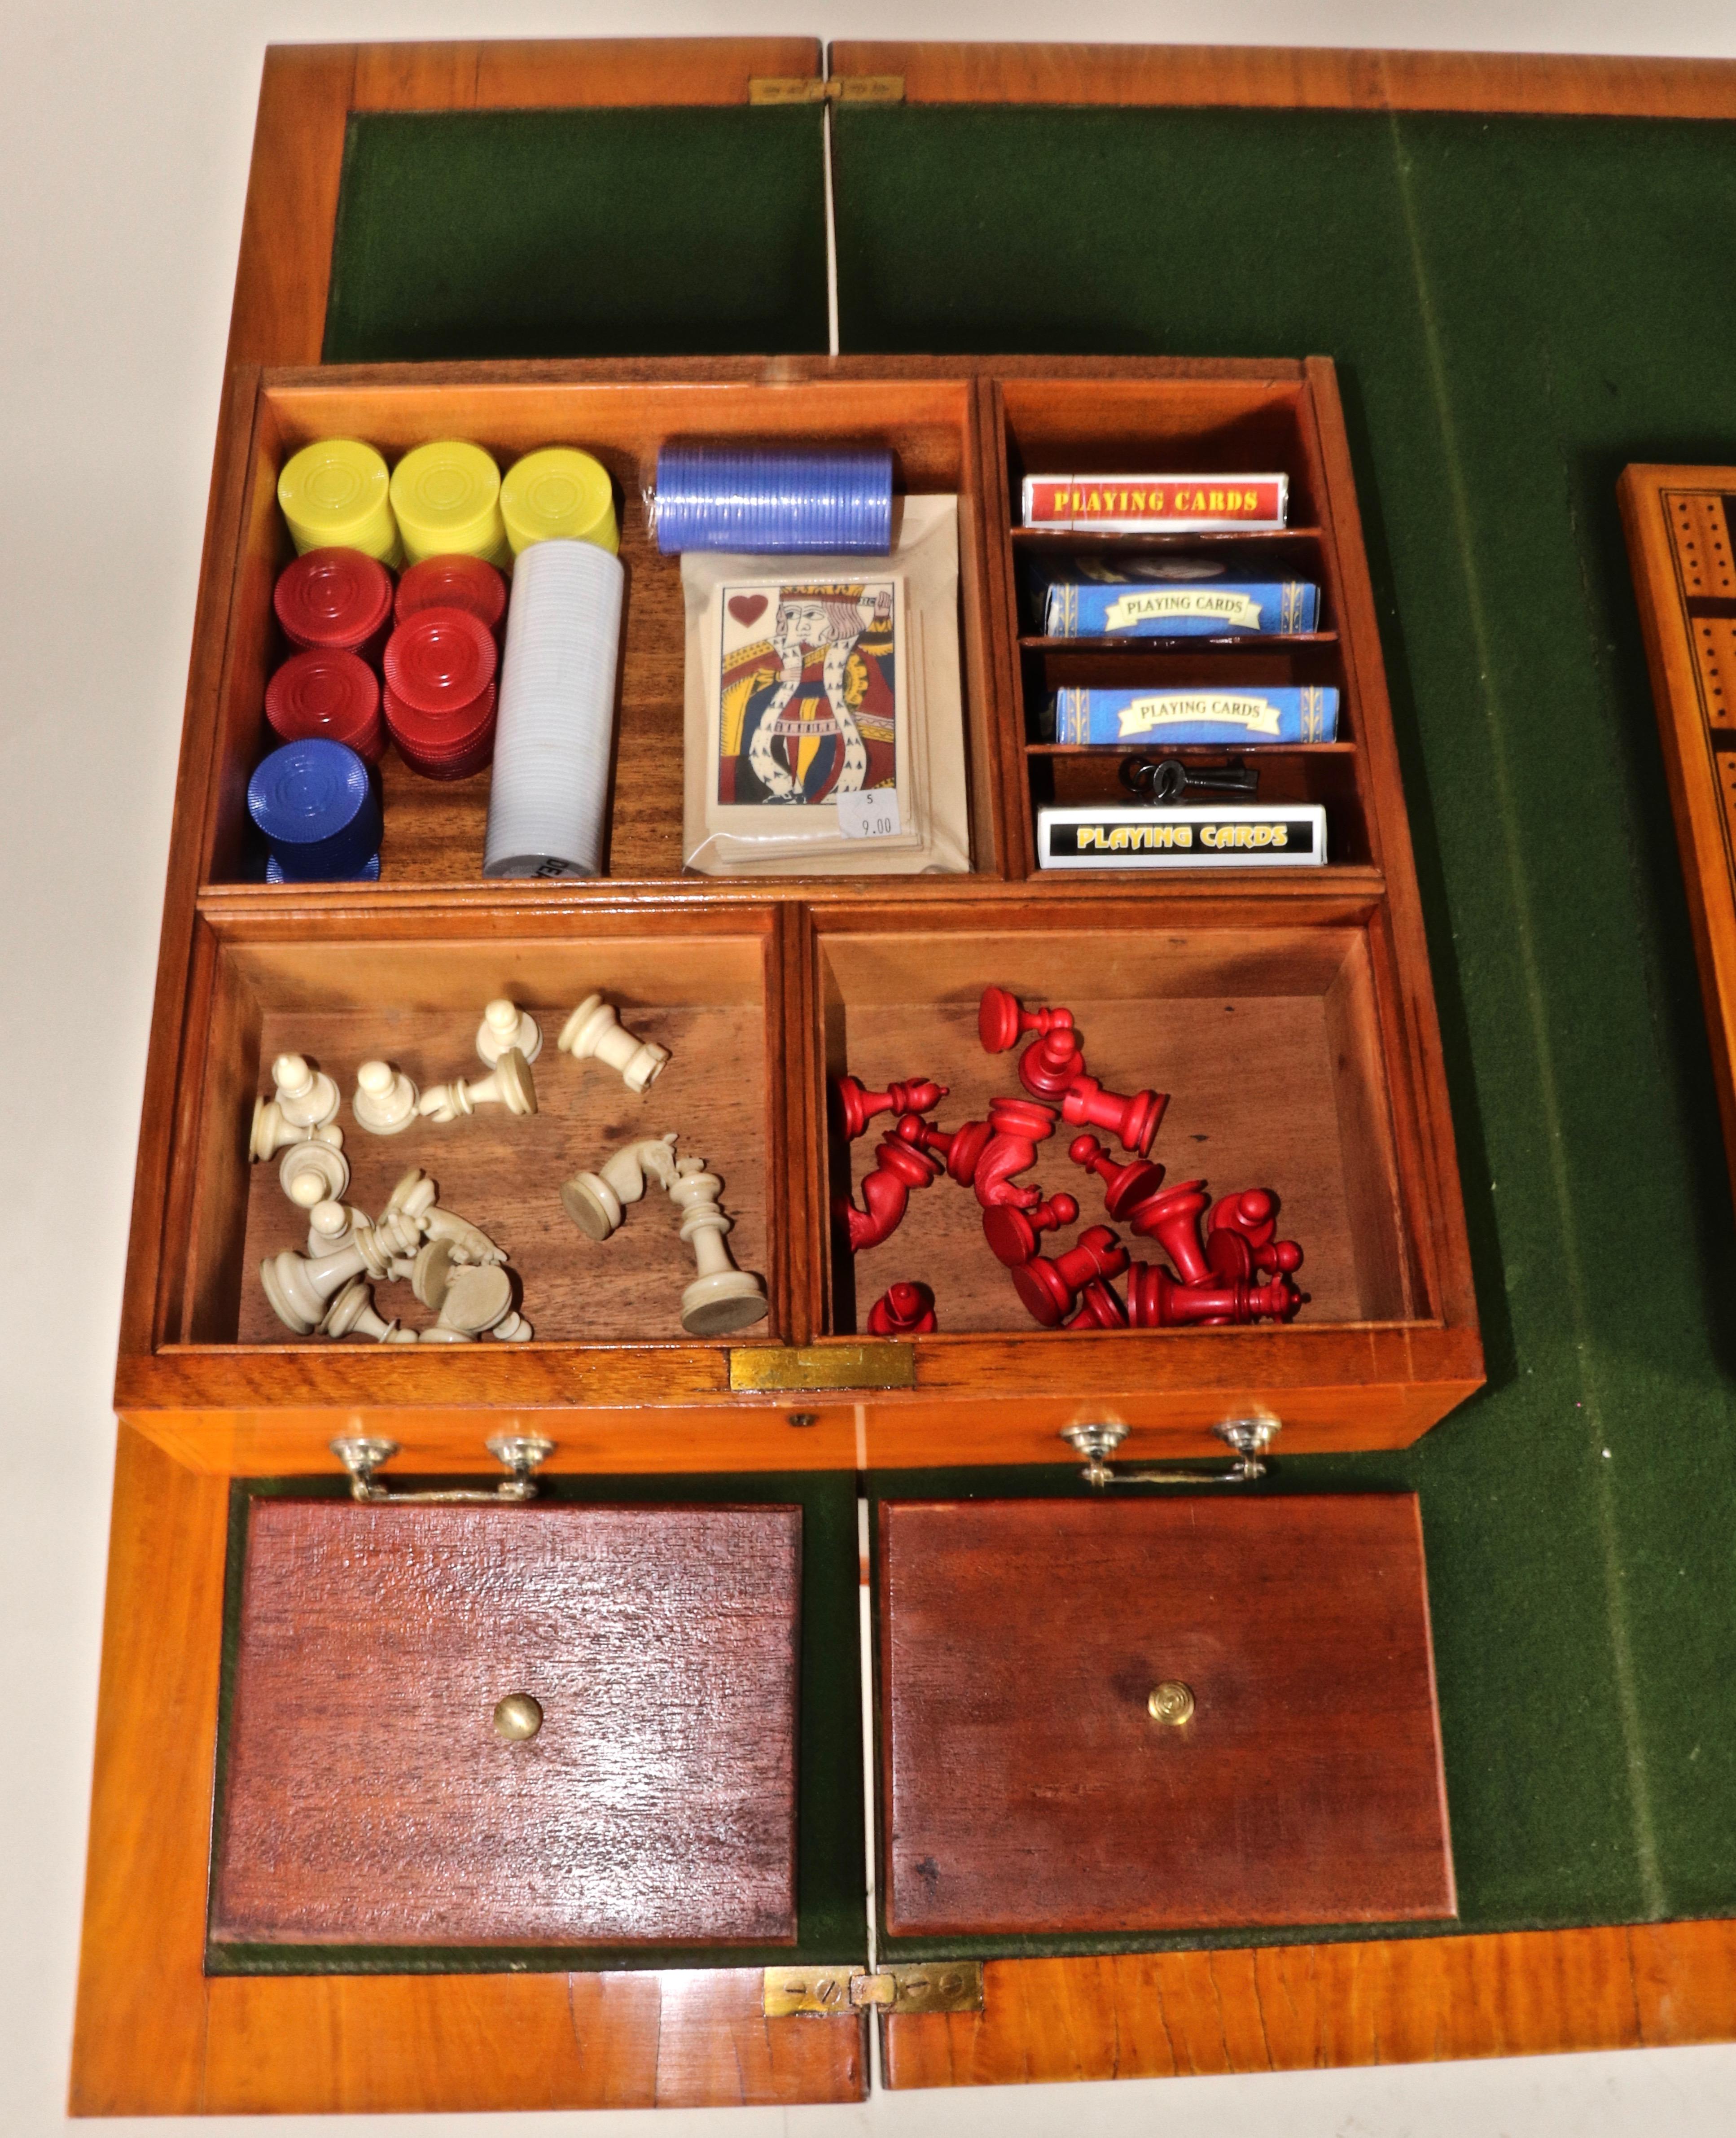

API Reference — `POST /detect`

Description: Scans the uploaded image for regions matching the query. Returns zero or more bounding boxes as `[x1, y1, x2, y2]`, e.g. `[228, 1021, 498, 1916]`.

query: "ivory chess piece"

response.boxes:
[868, 1280, 937, 1336]
[833, 1116, 941, 1251]
[305, 1199, 368, 1257]
[422, 1206, 506, 1264]
[476, 996, 543, 1067]
[270, 1052, 340, 1129]
[320, 1276, 417, 1343]
[831, 1074, 948, 1142]
[561, 1131, 679, 1241]
[261, 1227, 390, 1335]
[416, 1047, 537, 1123]
[491, 1306, 534, 1341]
[667, 1157, 767, 1334]
[353, 1058, 419, 1135]
[409, 1237, 456, 1311]
[435, 1263, 515, 1336]
[279, 1135, 349, 1207]
[250, 1101, 342, 1164]
[558, 992, 669, 1092]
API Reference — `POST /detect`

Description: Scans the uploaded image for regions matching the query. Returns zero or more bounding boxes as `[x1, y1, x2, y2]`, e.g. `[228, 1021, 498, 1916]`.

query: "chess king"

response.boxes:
[721, 583, 896, 805]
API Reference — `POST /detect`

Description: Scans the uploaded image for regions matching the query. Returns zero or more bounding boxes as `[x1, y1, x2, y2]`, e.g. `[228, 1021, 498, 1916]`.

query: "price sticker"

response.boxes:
[837, 789, 903, 840]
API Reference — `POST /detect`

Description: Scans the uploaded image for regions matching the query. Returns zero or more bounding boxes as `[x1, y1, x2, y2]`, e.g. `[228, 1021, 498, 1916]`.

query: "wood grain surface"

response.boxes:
[877, 1496, 1452, 1934]
[212, 1500, 801, 1945]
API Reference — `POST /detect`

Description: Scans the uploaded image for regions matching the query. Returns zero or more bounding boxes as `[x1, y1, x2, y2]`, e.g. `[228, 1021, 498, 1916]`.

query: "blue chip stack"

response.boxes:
[248, 738, 381, 881]
[653, 442, 894, 555]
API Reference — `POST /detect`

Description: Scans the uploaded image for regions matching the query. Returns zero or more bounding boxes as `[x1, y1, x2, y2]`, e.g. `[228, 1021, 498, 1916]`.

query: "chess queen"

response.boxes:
[721, 583, 896, 806]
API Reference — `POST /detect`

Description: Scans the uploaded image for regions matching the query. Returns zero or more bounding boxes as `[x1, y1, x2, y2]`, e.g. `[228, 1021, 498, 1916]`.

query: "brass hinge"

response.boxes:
[729, 1341, 916, 1393]
[763, 1962, 983, 2017]
[749, 75, 905, 105]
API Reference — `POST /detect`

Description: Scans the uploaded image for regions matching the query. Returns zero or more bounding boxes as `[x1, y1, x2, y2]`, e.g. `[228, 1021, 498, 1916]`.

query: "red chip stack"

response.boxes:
[395, 553, 508, 636]
[273, 547, 394, 662]
[382, 605, 500, 779]
[263, 649, 385, 762]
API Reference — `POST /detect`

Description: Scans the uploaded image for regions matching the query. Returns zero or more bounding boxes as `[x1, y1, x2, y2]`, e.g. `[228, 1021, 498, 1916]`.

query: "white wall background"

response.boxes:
[5, 4, 1736, 2132]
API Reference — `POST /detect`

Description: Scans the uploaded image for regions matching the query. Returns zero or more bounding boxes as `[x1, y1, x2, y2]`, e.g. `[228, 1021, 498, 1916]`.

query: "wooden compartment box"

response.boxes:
[119, 355, 1481, 1471]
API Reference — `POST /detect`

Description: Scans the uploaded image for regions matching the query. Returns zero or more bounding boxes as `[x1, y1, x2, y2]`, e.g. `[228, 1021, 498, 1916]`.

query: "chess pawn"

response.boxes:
[305, 1198, 368, 1258]
[1017, 1020, 1088, 1101]
[476, 996, 543, 1067]
[279, 1135, 350, 1208]
[973, 1096, 1057, 1210]
[320, 1276, 417, 1344]
[978, 984, 1075, 1054]
[1125, 1179, 1213, 1286]
[250, 1100, 342, 1163]
[558, 992, 669, 1092]
[435, 1262, 516, 1337]
[416, 1047, 537, 1123]
[422, 1206, 507, 1265]
[982, 1190, 1079, 1269]
[831, 1073, 948, 1143]
[260, 1231, 380, 1335]
[668, 1157, 769, 1334]
[868, 1281, 938, 1336]
[903, 1113, 994, 1189]
[1068, 1132, 1166, 1219]
[353, 1058, 419, 1135]
[1065, 1277, 1129, 1330]
[1010, 1223, 1129, 1328]
[561, 1131, 680, 1241]
[1059, 1074, 1167, 1157]
[1207, 1188, 1304, 1279]
[833, 1119, 941, 1252]
[270, 1052, 340, 1130]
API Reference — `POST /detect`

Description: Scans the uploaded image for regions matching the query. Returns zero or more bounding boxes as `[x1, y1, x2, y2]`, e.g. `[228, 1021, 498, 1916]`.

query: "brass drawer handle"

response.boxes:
[1063, 1419, 1277, 1487]
[330, 1433, 553, 1502]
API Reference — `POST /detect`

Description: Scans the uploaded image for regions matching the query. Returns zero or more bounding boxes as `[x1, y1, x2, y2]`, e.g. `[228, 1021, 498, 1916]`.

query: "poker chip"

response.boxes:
[273, 548, 394, 656]
[395, 553, 507, 634]
[264, 650, 384, 762]
[653, 442, 893, 554]
[383, 605, 497, 715]
[267, 851, 379, 883]
[248, 738, 381, 880]
[385, 682, 498, 780]
[390, 440, 509, 567]
[502, 447, 618, 555]
[277, 439, 399, 561]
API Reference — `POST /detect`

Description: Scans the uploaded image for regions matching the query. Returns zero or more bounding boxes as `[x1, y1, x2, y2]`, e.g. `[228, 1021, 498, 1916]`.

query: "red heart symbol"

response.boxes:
[728, 594, 769, 627]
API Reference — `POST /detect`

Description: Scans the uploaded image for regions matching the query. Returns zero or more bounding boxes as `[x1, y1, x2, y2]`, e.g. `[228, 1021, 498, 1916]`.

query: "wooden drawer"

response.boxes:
[211, 1498, 802, 1952]
[877, 1494, 1454, 1935]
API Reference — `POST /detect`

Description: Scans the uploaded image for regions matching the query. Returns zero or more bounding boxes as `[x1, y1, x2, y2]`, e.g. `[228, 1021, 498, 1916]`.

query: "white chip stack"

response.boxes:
[484, 538, 625, 878]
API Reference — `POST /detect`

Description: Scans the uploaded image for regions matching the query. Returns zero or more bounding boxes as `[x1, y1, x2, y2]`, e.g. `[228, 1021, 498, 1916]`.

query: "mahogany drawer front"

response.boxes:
[878, 1494, 1453, 1936]
[210, 1500, 801, 1948]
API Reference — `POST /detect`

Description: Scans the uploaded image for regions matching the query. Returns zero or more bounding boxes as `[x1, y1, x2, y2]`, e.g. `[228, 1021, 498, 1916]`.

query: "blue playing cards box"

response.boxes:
[1048, 685, 1339, 747]
[1040, 576, 1320, 637]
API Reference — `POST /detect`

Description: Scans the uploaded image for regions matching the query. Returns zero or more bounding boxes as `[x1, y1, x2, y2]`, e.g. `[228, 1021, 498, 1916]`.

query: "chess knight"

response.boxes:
[721, 583, 896, 805]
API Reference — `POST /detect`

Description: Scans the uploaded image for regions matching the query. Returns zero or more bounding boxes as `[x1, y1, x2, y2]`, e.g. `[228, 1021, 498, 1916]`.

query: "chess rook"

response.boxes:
[558, 992, 669, 1092]
[1060, 1073, 1167, 1157]
[476, 996, 544, 1067]
[668, 1157, 768, 1334]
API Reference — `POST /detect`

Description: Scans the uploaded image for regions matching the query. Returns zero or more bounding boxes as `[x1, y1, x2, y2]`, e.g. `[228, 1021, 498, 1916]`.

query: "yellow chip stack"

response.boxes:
[277, 439, 400, 563]
[501, 447, 619, 556]
[390, 440, 511, 569]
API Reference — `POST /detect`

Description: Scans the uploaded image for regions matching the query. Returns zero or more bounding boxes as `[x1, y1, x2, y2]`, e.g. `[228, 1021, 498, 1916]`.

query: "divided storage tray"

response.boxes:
[120, 355, 1481, 1467]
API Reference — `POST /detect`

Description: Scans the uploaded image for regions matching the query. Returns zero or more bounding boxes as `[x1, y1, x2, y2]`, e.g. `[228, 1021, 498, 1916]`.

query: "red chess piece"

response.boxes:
[833, 1125, 941, 1251]
[1017, 1021, 1088, 1100]
[903, 1113, 994, 1188]
[1011, 1223, 1129, 1327]
[1206, 1187, 1304, 1279]
[868, 1281, 938, 1336]
[1125, 1262, 1303, 1327]
[1060, 1074, 1167, 1157]
[1065, 1277, 1128, 1329]
[973, 1096, 1058, 1209]
[982, 1191, 1079, 1268]
[1125, 1179, 1213, 1285]
[1068, 1132, 1166, 1218]
[831, 1073, 948, 1143]
[978, 984, 1075, 1054]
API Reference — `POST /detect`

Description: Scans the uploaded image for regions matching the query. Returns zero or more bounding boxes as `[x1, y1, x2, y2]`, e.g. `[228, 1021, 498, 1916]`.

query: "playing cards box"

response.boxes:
[1048, 685, 1339, 746]
[1022, 474, 1288, 531]
[1039, 577, 1320, 638]
[1037, 802, 1328, 869]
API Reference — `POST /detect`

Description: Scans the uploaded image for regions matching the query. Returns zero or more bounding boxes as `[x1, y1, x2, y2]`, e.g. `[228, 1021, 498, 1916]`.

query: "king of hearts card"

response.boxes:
[716, 579, 902, 807]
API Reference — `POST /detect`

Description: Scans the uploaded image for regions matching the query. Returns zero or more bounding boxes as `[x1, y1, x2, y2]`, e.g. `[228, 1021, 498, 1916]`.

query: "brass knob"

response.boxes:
[493, 1693, 543, 1742]
[1147, 1681, 1195, 1726]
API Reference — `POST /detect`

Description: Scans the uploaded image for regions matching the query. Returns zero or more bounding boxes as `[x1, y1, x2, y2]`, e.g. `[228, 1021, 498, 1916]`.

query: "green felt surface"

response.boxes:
[207, 1472, 865, 1974]
[324, 108, 830, 363]
[837, 105, 1736, 1936]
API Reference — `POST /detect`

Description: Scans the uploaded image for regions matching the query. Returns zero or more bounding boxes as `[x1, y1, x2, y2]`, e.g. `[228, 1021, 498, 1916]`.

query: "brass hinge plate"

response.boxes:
[729, 1341, 916, 1393]
[763, 1962, 983, 2017]
[749, 75, 905, 105]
